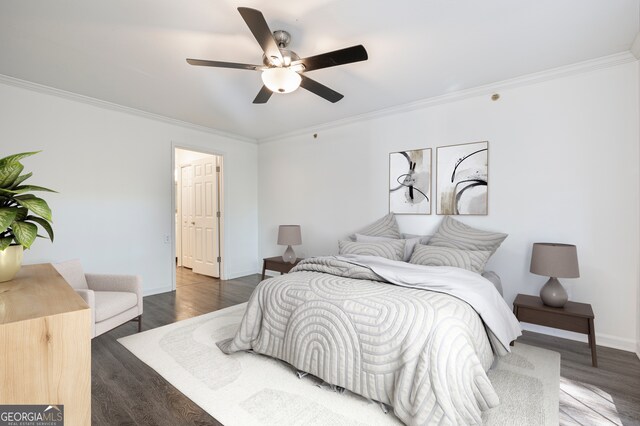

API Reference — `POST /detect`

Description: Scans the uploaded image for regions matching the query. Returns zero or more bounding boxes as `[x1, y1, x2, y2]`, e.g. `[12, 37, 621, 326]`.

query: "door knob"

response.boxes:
[191, 221, 195, 225]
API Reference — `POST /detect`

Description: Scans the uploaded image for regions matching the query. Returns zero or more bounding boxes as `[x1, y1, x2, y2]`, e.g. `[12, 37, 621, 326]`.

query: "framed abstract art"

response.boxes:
[389, 148, 431, 215]
[436, 141, 488, 215]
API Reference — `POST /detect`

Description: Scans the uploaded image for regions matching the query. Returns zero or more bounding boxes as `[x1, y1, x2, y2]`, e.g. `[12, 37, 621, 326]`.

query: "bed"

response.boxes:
[218, 254, 521, 425]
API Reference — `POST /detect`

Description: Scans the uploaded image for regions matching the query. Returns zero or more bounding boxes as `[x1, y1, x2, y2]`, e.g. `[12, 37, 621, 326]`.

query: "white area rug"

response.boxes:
[119, 303, 559, 425]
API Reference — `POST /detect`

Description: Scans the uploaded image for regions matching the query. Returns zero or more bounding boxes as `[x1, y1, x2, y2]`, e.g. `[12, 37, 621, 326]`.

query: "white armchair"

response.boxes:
[53, 260, 143, 338]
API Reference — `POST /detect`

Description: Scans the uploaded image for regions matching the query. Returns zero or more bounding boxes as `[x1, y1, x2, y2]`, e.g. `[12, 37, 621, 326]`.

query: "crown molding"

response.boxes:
[1, 50, 635, 145]
[632, 32, 640, 59]
[259, 51, 637, 144]
[0, 74, 257, 145]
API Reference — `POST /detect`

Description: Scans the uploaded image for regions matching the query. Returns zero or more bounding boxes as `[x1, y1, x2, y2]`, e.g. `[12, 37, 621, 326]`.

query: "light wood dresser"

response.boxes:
[0, 263, 91, 425]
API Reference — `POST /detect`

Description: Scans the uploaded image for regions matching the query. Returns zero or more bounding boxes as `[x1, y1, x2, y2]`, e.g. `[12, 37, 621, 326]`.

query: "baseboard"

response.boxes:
[225, 268, 261, 280]
[143, 285, 173, 297]
[521, 323, 636, 352]
[636, 340, 640, 361]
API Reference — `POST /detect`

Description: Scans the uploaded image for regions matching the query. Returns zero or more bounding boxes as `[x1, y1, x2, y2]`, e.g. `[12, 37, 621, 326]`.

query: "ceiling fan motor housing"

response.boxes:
[262, 31, 299, 67]
[273, 30, 291, 48]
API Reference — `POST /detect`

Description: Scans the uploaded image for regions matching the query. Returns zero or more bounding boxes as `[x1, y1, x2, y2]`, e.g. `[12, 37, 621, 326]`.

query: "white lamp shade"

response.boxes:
[261, 68, 301, 94]
[277, 225, 302, 246]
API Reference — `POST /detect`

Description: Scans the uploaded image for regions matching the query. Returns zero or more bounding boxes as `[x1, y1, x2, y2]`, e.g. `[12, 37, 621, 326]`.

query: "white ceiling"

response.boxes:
[0, 0, 638, 140]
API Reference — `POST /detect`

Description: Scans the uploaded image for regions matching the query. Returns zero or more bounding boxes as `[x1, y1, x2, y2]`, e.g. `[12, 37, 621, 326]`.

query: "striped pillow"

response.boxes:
[348, 213, 401, 241]
[355, 233, 421, 262]
[338, 240, 405, 261]
[409, 244, 491, 273]
[428, 216, 507, 255]
[402, 233, 433, 245]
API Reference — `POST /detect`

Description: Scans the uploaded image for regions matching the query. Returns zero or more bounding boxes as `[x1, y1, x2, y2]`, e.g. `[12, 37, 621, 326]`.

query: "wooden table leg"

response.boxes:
[510, 305, 518, 346]
[588, 318, 598, 367]
[261, 261, 266, 281]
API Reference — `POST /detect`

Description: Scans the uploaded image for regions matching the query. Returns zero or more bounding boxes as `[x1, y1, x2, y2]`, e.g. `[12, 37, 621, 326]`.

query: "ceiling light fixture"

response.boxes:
[261, 67, 301, 93]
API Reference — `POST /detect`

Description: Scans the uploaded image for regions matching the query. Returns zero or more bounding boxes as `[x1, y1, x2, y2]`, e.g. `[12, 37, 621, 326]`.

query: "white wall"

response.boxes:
[0, 82, 259, 295]
[258, 61, 640, 351]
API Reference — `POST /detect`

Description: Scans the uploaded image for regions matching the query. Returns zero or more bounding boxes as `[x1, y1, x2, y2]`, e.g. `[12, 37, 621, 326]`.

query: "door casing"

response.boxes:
[171, 143, 226, 289]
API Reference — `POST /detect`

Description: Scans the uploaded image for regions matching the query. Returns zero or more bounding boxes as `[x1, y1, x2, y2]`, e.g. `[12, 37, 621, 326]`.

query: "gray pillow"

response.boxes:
[402, 233, 432, 245]
[428, 216, 507, 255]
[409, 244, 491, 274]
[482, 271, 503, 296]
[338, 240, 405, 261]
[348, 213, 401, 241]
[355, 233, 421, 262]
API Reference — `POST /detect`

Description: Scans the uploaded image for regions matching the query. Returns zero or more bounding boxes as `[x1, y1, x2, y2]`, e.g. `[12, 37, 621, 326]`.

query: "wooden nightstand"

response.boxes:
[513, 293, 597, 367]
[261, 256, 303, 280]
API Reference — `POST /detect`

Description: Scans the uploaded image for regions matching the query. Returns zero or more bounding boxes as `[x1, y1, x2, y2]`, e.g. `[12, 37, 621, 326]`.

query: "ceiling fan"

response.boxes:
[186, 7, 368, 104]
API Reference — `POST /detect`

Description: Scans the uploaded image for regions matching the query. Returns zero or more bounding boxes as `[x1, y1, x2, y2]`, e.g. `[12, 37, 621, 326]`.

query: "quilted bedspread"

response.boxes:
[218, 256, 520, 425]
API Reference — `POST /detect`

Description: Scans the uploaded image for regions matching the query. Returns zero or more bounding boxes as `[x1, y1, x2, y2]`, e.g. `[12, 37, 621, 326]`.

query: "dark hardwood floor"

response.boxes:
[519, 332, 640, 426]
[176, 266, 221, 288]
[91, 272, 260, 426]
[92, 272, 640, 425]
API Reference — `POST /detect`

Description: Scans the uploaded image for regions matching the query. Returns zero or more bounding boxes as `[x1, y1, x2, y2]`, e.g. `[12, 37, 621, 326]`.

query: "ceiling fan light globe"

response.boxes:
[261, 67, 301, 94]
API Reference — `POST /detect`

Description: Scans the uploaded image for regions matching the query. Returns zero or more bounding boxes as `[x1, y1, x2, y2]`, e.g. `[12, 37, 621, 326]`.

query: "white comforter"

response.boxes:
[219, 256, 522, 425]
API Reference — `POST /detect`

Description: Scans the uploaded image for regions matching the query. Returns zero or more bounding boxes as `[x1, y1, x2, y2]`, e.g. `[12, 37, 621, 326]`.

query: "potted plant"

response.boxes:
[0, 151, 55, 282]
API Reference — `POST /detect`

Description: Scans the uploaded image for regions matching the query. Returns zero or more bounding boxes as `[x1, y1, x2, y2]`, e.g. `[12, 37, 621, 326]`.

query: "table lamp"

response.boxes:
[530, 243, 579, 308]
[278, 225, 302, 263]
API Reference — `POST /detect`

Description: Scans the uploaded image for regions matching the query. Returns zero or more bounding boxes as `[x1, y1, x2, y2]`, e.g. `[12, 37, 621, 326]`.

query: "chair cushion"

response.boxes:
[53, 259, 88, 289]
[94, 291, 137, 322]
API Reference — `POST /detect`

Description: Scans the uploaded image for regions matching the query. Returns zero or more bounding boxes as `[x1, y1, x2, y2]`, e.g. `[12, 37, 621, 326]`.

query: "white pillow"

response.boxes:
[355, 233, 421, 262]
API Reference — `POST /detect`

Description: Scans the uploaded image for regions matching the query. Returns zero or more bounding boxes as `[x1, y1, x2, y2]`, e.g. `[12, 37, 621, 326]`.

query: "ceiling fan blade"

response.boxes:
[294, 45, 368, 72]
[299, 74, 344, 103]
[186, 58, 263, 70]
[237, 7, 283, 66]
[253, 86, 273, 104]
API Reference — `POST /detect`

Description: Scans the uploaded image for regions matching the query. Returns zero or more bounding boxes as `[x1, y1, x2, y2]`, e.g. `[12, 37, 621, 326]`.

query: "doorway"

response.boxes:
[174, 147, 223, 288]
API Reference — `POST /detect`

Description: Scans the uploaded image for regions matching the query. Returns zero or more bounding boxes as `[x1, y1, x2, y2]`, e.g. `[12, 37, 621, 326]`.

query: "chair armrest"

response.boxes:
[85, 273, 143, 315]
[74, 289, 96, 338]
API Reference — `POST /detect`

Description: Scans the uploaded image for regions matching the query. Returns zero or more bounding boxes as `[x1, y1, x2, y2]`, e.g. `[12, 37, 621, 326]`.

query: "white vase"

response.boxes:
[0, 245, 24, 282]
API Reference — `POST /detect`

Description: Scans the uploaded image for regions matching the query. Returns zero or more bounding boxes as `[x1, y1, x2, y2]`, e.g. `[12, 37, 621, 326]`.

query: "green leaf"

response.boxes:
[13, 185, 57, 193]
[26, 216, 54, 241]
[0, 207, 18, 232]
[16, 197, 52, 222]
[14, 207, 28, 221]
[0, 188, 19, 196]
[0, 237, 13, 251]
[0, 162, 24, 187]
[0, 152, 40, 165]
[10, 172, 32, 188]
[11, 221, 37, 248]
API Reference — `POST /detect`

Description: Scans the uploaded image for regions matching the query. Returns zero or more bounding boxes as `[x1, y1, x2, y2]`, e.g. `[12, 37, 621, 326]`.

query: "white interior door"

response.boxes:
[191, 157, 219, 278]
[180, 165, 194, 268]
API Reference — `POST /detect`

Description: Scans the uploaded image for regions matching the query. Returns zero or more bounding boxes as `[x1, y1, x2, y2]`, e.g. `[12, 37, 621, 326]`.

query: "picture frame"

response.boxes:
[436, 141, 488, 215]
[389, 148, 432, 215]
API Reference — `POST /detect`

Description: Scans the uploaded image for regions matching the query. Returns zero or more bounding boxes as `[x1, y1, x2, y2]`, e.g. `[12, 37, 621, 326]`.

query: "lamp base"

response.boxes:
[540, 277, 568, 308]
[282, 245, 296, 264]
